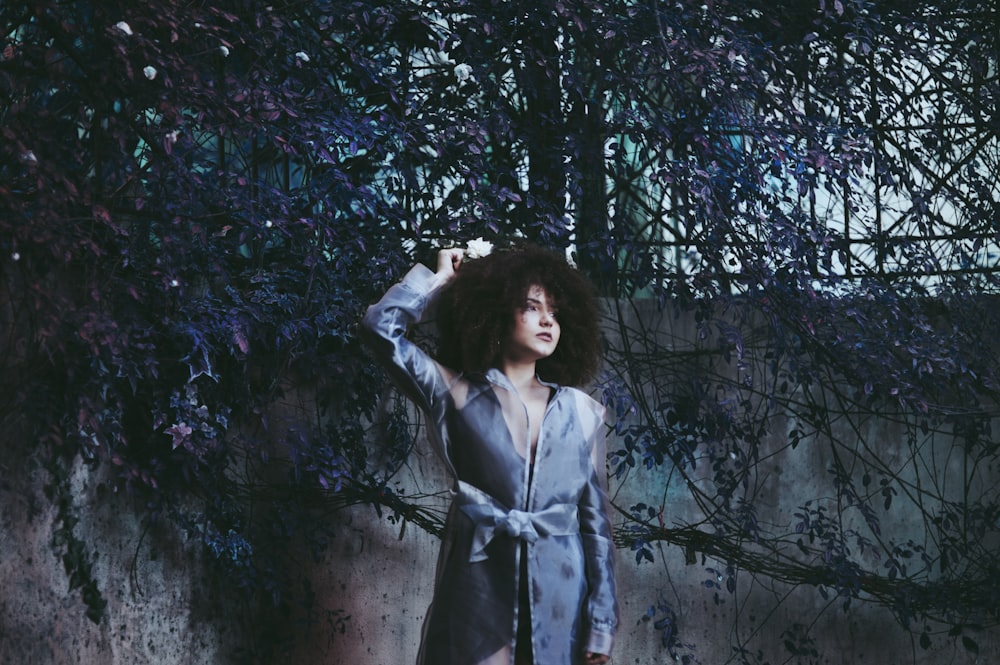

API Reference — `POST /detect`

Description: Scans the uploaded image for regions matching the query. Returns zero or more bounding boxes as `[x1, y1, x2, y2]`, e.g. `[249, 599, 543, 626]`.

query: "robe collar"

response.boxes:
[482, 367, 561, 395]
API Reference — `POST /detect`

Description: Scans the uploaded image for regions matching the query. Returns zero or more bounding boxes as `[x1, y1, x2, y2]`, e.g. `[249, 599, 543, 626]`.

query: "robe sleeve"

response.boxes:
[578, 400, 619, 656]
[360, 263, 454, 424]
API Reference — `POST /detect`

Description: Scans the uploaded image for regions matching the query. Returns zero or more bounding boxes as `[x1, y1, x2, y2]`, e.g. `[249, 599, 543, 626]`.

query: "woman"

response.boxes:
[361, 242, 618, 665]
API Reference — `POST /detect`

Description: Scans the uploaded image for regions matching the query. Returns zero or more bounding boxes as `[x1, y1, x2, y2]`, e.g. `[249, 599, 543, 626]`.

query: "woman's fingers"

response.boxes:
[436, 248, 465, 278]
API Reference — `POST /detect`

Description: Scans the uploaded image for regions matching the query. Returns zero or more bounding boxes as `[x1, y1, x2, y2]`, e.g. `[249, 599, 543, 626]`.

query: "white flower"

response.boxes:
[169, 279, 179, 288]
[143, 65, 158, 80]
[11, 252, 20, 262]
[454, 63, 473, 82]
[294, 51, 310, 63]
[465, 238, 493, 260]
[114, 21, 133, 36]
[165, 130, 179, 145]
[219, 45, 230, 57]
[19, 150, 37, 165]
[264, 220, 273, 228]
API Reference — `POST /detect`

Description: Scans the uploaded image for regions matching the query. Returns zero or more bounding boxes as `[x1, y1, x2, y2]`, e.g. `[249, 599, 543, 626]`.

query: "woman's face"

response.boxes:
[503, 284, 561, 363]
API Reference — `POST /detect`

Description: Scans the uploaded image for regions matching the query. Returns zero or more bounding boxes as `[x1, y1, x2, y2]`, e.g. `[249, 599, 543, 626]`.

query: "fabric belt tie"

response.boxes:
[457, 480, 579, 563]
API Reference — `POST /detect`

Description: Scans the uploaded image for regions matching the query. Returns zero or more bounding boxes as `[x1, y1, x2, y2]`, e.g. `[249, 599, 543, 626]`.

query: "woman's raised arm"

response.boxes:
[359, 249, 463, 413]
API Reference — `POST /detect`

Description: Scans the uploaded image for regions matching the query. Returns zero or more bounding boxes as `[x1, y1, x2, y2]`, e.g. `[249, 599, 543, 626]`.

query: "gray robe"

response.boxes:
[361, 264, 618, 665]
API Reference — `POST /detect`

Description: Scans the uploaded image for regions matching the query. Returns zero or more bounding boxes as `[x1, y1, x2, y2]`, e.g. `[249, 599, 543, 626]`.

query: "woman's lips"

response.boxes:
[537, 333, 553, 342]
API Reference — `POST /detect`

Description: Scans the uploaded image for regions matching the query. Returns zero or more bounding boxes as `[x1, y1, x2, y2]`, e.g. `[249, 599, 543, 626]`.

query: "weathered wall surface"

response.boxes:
[2, 435, 996, 665]
[2, 299, 999, 664]
[0, 447, 241, 665]
[302, 458, 999, 665]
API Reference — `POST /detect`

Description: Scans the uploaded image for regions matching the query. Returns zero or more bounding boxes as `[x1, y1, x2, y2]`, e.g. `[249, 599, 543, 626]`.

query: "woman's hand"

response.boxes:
[584, 652, 610, 665]
[435, 247, 465, 283]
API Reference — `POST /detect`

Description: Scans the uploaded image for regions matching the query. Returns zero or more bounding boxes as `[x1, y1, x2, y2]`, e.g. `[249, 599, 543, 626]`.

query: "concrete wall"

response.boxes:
[0, 449, 241, 664]
[2, 446, 996, 665]
[2, 299, 999, 664]
[301, 448, 999, 665]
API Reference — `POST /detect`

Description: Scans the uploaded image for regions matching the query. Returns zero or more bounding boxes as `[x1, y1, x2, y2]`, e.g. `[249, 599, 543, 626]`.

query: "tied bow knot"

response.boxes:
[499, 509, 538, 540]
[457, 481, 579, 563]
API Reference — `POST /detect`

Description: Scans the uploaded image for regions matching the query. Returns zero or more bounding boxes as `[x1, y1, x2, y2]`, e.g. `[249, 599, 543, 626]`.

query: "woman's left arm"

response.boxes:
[578, 400, 619, 660]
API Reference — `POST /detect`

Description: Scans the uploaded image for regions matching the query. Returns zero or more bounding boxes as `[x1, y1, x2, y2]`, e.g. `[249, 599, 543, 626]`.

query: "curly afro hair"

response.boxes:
[434, 243, 602, 387]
